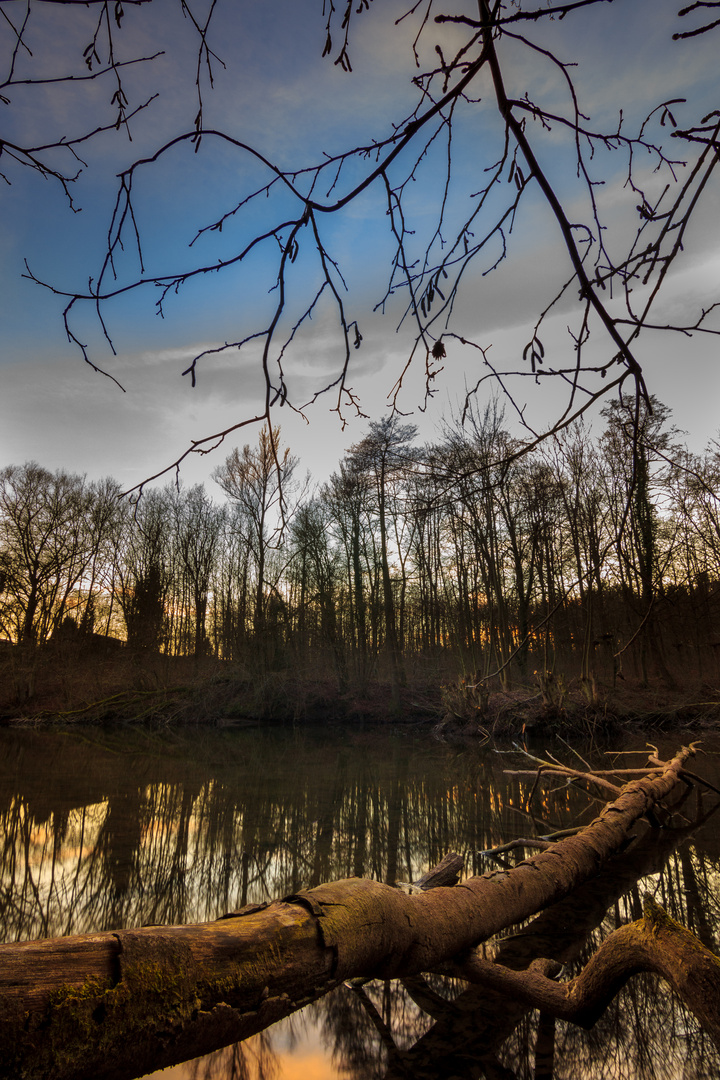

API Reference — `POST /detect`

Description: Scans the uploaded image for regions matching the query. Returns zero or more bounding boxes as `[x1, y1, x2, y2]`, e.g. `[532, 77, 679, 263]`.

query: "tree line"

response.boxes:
[1, 396, 719, 698]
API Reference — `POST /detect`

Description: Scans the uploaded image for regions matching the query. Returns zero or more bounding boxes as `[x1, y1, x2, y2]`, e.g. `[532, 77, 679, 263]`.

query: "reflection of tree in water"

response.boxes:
[3, 729, 601, 940]
[185, 1031, 278, 1080]
[308, 796, 720, 1080]
[317, 978, 438, 1080]
[1, 728, 720, 1078]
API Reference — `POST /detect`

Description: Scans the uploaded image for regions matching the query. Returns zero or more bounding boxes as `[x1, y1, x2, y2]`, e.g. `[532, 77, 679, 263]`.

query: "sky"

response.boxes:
[1, 0, 719, 494]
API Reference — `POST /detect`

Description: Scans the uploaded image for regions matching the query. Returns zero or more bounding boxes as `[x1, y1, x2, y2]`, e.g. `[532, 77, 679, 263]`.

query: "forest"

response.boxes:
[2, 394, 719, 727]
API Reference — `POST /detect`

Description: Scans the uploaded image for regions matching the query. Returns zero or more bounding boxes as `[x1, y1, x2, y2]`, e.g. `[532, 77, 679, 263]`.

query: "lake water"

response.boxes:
[1, 723, 719, 1079]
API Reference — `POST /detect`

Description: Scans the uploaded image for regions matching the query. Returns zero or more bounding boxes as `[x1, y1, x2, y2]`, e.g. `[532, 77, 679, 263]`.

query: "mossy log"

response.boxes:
[0, 746, 698, 1080]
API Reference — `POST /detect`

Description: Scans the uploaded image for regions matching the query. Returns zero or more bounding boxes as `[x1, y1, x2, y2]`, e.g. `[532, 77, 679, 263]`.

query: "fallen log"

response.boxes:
[0, 745, 699, 1080]
[389, 817, 701, 1080]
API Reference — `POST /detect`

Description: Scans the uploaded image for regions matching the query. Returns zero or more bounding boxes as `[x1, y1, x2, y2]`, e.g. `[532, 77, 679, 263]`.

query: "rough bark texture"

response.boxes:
[455, 894, 720, 1049]
[390, 814, 698, 1079]
[0, 746, 698, 1080]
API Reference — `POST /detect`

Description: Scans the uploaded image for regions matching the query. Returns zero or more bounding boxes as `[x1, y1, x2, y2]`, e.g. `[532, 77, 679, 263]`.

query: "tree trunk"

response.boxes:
[392, 817, 697, 1079]
[0, 747, 701, 1080]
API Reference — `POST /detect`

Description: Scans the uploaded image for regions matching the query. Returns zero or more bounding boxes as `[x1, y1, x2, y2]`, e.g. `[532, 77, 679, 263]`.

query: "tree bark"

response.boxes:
[452, 894, 720, 1050]
[0, 747, 699, 1080]
[384, 802, 708, 1078]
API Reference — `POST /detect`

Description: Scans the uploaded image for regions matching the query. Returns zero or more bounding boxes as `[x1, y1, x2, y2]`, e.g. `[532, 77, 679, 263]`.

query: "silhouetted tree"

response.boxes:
[172, 485, 225, 658]
[344, 418, 419, 706]
[117, 489, 172, 651]
[600, 395, 680, 685]
[214, 426, 302, 660]
[0, 464, 120, 643]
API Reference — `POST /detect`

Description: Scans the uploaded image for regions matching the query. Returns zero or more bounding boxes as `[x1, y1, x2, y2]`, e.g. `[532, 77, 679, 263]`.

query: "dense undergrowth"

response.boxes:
[2, 639, 718, 739]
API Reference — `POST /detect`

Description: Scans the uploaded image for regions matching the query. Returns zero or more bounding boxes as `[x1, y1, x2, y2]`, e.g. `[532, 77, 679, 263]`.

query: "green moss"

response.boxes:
[643, 893, 676, 931]
[643, 893, 720, 970]
[0, 928, 300, 1079]
[2, 945, 217, 1079]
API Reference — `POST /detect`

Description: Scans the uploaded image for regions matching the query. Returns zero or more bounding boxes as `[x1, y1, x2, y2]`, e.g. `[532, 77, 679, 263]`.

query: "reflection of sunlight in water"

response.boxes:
[25, 801, 108, 870]
[0, 799, 111, 941]
[142, 1021, 338, 1080]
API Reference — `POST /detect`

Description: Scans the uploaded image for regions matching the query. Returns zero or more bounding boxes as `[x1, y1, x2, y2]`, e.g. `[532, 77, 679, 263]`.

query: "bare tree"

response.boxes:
[8, 1, 719, 487]
[115, 487, 173, 651]
[0, 464, 120, 643]
[288, 498, 348, 687]
[343, 417, 419, 706]
[213, 425, 302, 657]
[600, 394, 681, 685]
[171, 485, 225, 658]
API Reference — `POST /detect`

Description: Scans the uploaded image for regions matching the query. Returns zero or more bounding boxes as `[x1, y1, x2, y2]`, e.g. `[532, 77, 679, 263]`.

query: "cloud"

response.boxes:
[3, 0, 720, 493]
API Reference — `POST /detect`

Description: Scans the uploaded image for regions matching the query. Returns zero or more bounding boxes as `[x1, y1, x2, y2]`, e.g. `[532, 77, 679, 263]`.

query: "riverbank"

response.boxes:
[2, 640, 719, 736]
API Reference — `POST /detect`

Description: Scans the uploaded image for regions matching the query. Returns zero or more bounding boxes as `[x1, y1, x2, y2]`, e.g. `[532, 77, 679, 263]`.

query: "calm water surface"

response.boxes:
[1, 724, 719, 1079]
